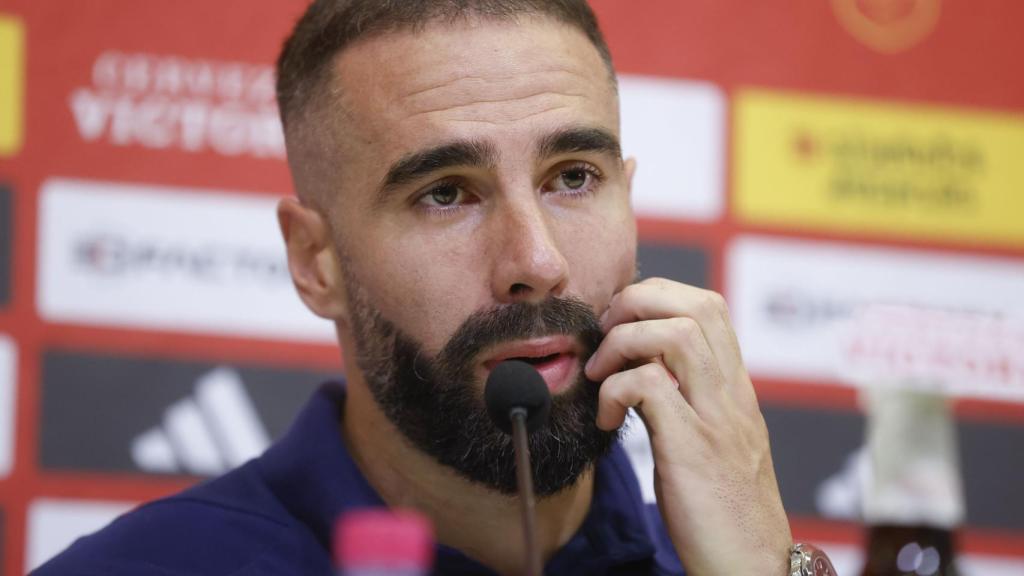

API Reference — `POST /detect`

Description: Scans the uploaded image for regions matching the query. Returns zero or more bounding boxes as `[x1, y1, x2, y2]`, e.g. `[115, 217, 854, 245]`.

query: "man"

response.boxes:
[37, 1, 835, 575]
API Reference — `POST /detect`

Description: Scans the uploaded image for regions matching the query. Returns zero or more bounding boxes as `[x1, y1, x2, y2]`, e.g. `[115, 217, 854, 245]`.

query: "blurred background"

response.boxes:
[1, 1, 1022, 574]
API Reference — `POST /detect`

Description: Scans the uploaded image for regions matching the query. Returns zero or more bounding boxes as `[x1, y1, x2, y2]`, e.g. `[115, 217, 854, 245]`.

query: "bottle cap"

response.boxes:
[334, 508, 434, 570]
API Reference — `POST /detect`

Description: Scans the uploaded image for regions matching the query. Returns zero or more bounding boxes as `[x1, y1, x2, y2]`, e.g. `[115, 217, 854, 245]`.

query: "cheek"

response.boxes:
[563, 209, 637, 310]
[353, 235, 488, 353]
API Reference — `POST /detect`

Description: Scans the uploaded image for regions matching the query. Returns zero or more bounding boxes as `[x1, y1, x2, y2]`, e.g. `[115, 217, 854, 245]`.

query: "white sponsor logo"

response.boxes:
[0, 334, 15, 478]
[619, 75, 724, 222]
[69, 51, 282, 158]
[38, 177, 335, 341]
[841, 305, 1024, 401]
[132, 367, 270, 476]
[728, 236, 1024, 400]
[26, 498, 134, 571]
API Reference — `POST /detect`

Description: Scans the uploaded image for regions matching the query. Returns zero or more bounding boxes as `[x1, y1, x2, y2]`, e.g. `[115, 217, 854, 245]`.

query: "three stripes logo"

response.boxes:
[131, 367, 270, 476]
[39, 349, 326, 476]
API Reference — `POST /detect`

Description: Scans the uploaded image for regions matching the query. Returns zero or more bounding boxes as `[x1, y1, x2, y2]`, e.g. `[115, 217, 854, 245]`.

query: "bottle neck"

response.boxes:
[861, 525, 958, 576]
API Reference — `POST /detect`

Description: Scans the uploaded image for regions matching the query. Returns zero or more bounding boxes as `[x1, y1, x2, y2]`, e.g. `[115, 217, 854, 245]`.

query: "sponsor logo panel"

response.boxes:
[637, 242, 709, 288]
[0, 184, 10, 307]
[620, 75, 725, 222]
[0, 334, 15, 479]
[762, 403, 1024, 532]
[728, 235, 1024, 401]
[39, 349, 330, 476]
[734, 90, 1024, 247]
[69, 51, 282, 159]
[37, 178, 334, 342]
[26, 499, 134, 573]
[0, 15, 24, 157]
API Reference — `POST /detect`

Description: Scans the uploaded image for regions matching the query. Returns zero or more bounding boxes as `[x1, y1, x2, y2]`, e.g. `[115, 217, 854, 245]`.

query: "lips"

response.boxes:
[482, 335, 580, 394]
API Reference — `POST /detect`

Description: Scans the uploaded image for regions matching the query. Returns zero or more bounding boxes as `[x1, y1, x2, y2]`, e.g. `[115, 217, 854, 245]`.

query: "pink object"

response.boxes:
[334, 509, 434, 571]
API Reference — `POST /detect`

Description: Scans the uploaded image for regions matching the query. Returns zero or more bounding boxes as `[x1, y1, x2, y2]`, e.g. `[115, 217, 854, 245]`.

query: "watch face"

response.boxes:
[812, 555, 835, 576]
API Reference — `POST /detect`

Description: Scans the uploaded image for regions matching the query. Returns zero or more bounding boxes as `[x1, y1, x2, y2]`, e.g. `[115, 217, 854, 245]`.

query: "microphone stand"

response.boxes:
[510, 407, 542, 576]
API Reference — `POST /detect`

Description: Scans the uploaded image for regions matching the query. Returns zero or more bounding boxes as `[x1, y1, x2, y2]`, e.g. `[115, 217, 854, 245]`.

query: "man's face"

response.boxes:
[314, 16, 637, 493]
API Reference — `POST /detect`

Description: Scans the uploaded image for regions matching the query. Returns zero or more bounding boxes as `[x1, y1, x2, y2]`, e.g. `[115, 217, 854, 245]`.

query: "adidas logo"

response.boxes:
[130, 366, 270, 476]
[815, 446, 869, 521]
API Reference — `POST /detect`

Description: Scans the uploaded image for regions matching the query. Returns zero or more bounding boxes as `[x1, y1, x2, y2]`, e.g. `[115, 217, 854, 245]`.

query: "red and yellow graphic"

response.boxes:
[831, 0, 942, 53]
[734, 89, 1024, 247]
[0, 14, 24, 157]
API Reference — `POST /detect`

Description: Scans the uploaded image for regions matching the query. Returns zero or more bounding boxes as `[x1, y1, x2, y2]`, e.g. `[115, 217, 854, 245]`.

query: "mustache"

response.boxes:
[431, 296, 605, 378]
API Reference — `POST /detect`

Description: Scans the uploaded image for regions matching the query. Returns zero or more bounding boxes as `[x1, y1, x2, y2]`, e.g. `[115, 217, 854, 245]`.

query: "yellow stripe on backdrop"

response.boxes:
[0, 15, 25, 158]
[733, 89, 1024, 248]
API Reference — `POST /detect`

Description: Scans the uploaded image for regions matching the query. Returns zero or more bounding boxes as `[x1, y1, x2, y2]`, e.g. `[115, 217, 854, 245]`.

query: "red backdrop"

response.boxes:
[1, 1, 1023, 574]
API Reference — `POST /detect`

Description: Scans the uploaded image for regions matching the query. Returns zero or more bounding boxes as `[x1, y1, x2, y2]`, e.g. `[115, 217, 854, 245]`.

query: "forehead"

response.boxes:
[326, 15, 620, 178]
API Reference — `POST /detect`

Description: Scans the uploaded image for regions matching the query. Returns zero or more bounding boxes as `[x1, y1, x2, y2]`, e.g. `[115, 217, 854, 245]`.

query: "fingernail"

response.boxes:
[599, 309, 609, 326]
[584, 355, 595, 373]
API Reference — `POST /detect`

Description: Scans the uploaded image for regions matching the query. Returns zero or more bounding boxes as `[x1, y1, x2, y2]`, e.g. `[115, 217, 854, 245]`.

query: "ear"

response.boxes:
[623, 156, 637, 199]
[277, 197, 349, 321]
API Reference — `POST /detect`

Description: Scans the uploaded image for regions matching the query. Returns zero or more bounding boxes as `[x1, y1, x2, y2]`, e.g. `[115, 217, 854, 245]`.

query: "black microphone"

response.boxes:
[484, 360, 551, 576]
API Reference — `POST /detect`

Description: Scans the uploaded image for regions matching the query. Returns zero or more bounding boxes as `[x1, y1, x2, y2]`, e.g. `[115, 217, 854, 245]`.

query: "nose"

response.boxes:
[489, 195, 569, 304]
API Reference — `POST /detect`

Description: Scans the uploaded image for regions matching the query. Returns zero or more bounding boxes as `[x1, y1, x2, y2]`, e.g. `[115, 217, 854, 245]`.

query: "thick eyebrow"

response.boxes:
[536, 126, 622, 162]
[377, 140, 497, 202]
[373, 127, 620, 207]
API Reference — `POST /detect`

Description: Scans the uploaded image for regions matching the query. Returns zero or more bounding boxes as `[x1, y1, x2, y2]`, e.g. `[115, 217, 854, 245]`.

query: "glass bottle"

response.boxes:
[859, 388, 963, 576]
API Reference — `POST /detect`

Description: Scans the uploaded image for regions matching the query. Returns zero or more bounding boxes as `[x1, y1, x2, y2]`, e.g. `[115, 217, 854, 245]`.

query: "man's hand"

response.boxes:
[585, 278, 793, 576]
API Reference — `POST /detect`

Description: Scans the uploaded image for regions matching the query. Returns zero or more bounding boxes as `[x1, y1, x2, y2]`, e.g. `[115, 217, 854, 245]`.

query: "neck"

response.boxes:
[341, 367, 594, 576]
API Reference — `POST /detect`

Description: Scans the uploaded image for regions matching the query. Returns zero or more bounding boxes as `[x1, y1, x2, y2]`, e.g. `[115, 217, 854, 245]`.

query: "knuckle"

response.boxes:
[597, 376, 625, 403]
[605, 322, 631, 343]
[600, 368, 626, 388]
[699, 289, 728, 314]
[636, 362, 665, 382]
[617, 283, 643, 308]
[637, 363, 676, 394]
[668, 316, 701, 342]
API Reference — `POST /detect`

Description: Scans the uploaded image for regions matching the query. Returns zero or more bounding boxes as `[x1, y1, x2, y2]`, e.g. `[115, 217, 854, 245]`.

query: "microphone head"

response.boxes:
[484, 360, 552, 435]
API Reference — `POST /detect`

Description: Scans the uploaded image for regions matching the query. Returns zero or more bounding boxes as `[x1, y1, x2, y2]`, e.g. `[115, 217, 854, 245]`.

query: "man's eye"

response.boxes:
[561, 169, 589, 190]
[421, 182, 462, 207]
[547, 163, 602, 195]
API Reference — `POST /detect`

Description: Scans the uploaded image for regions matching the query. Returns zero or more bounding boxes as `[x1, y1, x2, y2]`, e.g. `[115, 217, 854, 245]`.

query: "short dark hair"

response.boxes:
[275, 0, 614, 130]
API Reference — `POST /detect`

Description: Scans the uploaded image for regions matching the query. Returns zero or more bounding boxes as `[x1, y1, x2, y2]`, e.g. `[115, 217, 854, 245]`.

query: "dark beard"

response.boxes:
[346, 285, 617, 497]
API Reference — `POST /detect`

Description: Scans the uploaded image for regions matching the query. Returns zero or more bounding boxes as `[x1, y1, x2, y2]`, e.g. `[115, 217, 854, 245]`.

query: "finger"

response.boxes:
[596, 362, 696, 433]
[602, 279, 742, 370]
[586, 317, 727, 416]
[601, 279, 750, 397]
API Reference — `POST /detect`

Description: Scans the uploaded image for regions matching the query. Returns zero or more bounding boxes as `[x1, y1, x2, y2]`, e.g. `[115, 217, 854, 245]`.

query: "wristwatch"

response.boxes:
[789, 543, 837, 576]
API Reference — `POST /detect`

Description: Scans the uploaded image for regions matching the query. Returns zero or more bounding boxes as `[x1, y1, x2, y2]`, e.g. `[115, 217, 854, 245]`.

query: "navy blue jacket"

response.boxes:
[34, 383, 684, 575]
